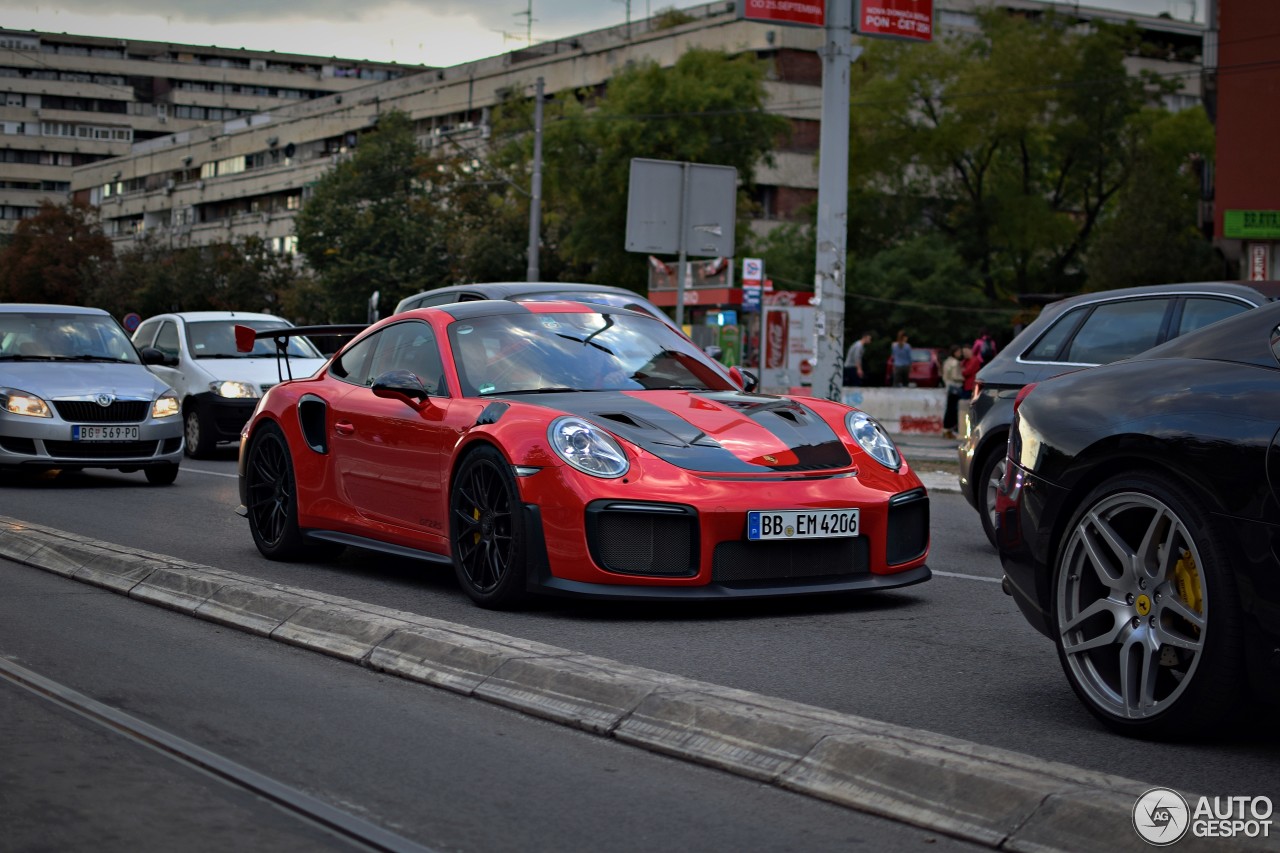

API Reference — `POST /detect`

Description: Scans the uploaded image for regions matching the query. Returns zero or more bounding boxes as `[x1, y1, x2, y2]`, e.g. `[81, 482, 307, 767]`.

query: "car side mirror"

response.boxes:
[372, 369, 432, 408]
[729, 366, 759, 393]
[140, 346, 170, 366]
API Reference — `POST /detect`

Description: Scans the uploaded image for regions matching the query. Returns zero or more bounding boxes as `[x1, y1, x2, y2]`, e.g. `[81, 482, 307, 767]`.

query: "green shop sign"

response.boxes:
[1224, 210, 1280, 239]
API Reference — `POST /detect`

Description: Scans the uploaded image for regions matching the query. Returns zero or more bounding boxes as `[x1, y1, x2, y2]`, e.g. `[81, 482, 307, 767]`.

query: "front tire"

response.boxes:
[1051, 471, 1244, 739]
[977, 447, 1006, 549]
[449, 446, 528, 609]
[185, 407, 217, 459]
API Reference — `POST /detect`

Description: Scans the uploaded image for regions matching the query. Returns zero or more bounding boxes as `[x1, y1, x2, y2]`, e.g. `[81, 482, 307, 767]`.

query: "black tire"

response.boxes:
[977, 446, 1006, 549]
[1050, 471, 1245, 739]
[244, 423, 341, 560]
[144, 463, 179, 485]
[184, 407, 217, 459]
[449, 445, 528, 609]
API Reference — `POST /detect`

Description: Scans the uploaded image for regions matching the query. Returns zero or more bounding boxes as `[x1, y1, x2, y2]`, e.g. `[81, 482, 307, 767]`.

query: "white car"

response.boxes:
[132, 311, 328, 458]
[0, 304, 183, 484]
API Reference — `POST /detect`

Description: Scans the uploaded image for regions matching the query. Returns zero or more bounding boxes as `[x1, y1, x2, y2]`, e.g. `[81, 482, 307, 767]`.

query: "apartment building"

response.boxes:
[0, 28, 423, 234]
[66, 1, 1204, 256]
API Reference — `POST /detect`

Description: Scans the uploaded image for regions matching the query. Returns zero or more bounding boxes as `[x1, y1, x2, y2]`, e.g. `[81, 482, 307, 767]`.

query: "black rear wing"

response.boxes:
[234, 323, 367, 383]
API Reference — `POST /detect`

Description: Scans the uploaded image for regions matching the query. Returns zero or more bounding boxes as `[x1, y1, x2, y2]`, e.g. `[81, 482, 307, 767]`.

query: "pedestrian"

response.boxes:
[972, 329, 998, 365]
[961, 344, 983, 397]
[843, 331, 872, 386]
[941, 344, 965, 439]
[890, 330, 912, 387]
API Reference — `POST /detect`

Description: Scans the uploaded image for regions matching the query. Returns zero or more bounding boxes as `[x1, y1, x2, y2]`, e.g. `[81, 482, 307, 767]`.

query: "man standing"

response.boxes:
[844, 331, 872, 386]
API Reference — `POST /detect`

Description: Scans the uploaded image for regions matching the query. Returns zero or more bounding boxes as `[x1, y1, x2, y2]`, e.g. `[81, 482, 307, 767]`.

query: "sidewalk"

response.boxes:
[889, 431, 963, 494]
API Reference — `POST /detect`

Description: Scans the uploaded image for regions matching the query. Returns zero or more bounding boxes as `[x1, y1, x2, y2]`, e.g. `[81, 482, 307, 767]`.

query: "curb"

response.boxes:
[1, 515, 1265, 852]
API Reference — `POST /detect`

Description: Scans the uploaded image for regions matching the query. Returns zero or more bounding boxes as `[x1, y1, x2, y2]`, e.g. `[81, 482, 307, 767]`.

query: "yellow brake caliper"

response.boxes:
[1173, 549, 1204, 627]
[473, 508, 481, 545]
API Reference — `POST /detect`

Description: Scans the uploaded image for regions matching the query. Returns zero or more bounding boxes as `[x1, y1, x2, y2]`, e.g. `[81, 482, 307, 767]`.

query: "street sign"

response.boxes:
[739, 0, 825, 27]
[122, 312, 141, 332]
[625, 159, 737, 258]
[855, 0, 934, 43]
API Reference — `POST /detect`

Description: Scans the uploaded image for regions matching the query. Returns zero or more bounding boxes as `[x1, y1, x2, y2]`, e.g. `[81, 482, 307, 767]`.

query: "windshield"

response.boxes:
[187, 320, 322, 359]
[449, 310, 729, 397]
[0, 312, 141, 363]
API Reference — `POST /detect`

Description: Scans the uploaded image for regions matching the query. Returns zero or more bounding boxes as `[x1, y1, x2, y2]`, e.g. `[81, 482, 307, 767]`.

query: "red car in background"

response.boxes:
[884, 347, 944, 387]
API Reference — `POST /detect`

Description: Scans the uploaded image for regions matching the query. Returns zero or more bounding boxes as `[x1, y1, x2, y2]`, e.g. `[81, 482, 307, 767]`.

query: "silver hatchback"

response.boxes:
[0, 304, 184, 484]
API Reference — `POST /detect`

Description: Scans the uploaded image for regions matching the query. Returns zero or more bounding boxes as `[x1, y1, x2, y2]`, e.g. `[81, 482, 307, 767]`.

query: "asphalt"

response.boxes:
[4, 509, 1271, 853]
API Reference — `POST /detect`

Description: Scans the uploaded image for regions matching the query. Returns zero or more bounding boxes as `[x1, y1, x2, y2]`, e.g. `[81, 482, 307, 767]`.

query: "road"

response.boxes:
[1, 450, 1276, 837]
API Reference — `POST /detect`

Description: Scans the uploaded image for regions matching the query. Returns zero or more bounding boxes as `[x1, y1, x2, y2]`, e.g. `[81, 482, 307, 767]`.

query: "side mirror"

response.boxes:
[371, 369, 431, 407]
[729, 366, 759, 393]
[140, 346, 168, 366]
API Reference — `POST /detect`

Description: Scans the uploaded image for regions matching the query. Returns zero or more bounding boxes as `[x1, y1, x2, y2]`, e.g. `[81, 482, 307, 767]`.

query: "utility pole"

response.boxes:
[526, 76, 544, 282]
[810, 2, 857, 402]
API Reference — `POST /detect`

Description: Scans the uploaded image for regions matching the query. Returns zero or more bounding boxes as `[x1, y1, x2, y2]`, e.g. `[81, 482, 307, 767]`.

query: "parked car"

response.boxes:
[0, 304, 183, 484]
[883, 347, 943, 388]
[132, 312, 328, 458]
[959, 281, 1280, 547]
[996, 301, 1280, 737]
[236, 300, 930, 609]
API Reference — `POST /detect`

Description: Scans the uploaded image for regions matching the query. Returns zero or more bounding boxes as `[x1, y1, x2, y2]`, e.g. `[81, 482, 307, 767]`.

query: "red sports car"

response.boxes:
[236, 301, 931, 608]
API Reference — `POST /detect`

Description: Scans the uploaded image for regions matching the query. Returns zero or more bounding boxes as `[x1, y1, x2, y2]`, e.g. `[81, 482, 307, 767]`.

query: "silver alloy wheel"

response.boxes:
[184, 410, 201, 451]
[1056, 490, 1207, 721]
[983, 456, 1005, 535]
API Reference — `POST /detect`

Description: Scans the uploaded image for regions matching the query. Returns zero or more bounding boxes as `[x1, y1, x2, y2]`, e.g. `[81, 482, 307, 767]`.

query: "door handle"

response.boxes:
[334, 421, 355, 436]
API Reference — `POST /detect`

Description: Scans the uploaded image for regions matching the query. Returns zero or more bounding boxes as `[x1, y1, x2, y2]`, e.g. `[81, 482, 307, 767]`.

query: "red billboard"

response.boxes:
[740, 0, 825, 28]
[855, 0, 934, 42]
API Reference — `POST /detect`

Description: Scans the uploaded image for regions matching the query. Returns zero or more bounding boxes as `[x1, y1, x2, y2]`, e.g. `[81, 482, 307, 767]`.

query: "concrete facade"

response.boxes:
[0, 28, 422, 235]
[53, 1, 1204, 258]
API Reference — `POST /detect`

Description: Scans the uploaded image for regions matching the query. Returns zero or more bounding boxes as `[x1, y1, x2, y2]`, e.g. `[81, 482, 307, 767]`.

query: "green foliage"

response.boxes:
[1085, 106, 1225, 290]
[92, 234, 312, 321]
[537, 48, 789, 290]
[850, 10, 1171, 301]
[652, 7, 696, 29]
[0, 201, 114, 305]
[294, 110, 450, 321]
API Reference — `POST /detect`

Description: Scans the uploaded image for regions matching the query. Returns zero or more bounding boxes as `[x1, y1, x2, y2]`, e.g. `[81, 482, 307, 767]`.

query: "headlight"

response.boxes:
[0, 387, 51, 418]
[152, 392, 180, 419]
[548, 416, 630, 478]
[846, 410, 900, 471]
[210, 380, 259, 399]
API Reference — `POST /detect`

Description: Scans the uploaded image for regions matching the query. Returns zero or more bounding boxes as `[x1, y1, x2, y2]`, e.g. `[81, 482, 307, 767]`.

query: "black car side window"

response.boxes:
[1062, 298, 1171, 366]
[1024, 307, 1086, 362]
[330, 335, 377, 387]
[1176, 297, 1251, 338]
[366, 321, 447, 396]
[153, 322, 180, 359]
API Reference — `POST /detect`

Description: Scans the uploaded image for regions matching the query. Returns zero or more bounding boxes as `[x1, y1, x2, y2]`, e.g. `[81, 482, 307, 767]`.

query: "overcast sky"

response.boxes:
[4, 1, 1205, 69]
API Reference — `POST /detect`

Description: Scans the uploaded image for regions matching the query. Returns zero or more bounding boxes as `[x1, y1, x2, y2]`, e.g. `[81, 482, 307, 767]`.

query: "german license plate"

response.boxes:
[73, 425, 139, 441]
[747, 508, 859, 540]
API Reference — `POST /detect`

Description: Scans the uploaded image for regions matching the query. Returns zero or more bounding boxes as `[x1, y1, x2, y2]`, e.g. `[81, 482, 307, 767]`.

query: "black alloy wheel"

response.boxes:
[977, 447, 1006, 549]
[244, 423, 340, 560]
[450, 445, 528, 609]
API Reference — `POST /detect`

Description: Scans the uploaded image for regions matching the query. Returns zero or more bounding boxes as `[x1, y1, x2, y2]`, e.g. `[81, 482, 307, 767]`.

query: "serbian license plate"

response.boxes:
[747, 508, 859, 540]
[73, 425, 139, 441]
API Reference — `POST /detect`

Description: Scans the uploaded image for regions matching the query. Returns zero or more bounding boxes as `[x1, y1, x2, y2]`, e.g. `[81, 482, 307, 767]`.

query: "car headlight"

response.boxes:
[210, 380, 259, 399]
[0, 387, 51, 418]
[152, 392, 180, 419]
[548, 416, 630, 478]
[846, 410, 901, 471]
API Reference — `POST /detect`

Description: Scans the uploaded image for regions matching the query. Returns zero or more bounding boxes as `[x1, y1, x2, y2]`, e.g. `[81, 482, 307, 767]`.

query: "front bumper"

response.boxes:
[0, 404, 183, 470]
[190, 391, 259, 443]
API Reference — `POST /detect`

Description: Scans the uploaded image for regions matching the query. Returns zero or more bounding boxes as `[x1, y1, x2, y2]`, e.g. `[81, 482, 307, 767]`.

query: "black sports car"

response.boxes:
[996, 300, 1280, 738]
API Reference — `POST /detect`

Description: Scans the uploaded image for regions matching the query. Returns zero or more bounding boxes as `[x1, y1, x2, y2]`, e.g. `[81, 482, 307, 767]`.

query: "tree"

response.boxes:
[0, 201, 114, 305]
[850, 11, 1168, 299]
[1084, 106, 1225, 290]
[535, 48, 790, 290]
[294, 110, 450, 321]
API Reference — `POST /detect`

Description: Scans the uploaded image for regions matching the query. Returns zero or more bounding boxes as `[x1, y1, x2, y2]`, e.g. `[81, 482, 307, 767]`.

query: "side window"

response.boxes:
[133, 319, 159, 348]
[153, 321, 179, 360]
[367, 321, 446, 395]
[330, 334, 378, 386]
[1176, 297, 1251, 338]
[1062, 299, 1171, 365]
[1024, 307, 1086, 362]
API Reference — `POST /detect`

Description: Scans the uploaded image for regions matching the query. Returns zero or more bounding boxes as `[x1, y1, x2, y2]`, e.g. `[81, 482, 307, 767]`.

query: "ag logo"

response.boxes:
[1133, 787, 1190, 845]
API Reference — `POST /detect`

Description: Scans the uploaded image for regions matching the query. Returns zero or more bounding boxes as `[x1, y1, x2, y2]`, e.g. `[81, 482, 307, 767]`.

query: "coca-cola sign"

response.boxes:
[765, 311, 789, 369]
